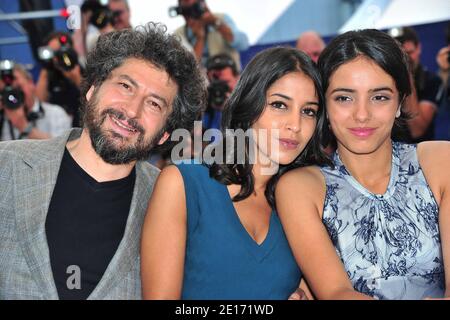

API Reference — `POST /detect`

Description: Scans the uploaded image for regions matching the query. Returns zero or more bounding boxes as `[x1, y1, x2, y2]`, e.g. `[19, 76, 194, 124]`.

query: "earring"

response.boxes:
[396, 107, 401, 118]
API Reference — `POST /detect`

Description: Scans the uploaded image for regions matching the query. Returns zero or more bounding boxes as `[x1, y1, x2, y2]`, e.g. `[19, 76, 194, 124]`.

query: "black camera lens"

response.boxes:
[186, 2, 205, 19]
[38, 46, 55, 69]
[168, 1, 205, 19]
[208, 80, 229, 107]
[90, 6, 114, 29]
[0, 60, 25, 110]
[38, 42, 78, 71]
[1, 87, 25, 110]
[55, 46, 78, 71]
[168, 6, 181, 18]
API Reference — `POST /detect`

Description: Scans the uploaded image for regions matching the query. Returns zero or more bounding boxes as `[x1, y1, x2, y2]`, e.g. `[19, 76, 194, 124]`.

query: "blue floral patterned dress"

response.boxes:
[320, 142, 445, 299]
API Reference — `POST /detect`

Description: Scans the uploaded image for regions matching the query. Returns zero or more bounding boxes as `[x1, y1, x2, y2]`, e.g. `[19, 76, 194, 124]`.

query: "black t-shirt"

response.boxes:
[45, 148, 136, 300]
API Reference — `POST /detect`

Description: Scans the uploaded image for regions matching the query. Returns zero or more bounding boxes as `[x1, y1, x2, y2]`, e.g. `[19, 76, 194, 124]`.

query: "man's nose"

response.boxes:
[124, 96, 144, 119]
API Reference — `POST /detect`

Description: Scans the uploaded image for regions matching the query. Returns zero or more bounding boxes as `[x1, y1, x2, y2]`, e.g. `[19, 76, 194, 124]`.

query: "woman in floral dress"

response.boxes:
[276, 29, 449, 300]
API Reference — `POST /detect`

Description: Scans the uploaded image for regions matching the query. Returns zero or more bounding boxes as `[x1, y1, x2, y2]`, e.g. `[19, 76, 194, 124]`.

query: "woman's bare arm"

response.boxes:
[276, 167, 374, 300]
[418, 141, 450, 298]
[141, 165, 187, 299]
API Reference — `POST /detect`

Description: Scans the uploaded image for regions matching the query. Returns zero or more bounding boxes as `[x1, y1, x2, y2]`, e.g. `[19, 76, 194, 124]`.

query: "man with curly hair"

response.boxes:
[0, 23, 206, 300]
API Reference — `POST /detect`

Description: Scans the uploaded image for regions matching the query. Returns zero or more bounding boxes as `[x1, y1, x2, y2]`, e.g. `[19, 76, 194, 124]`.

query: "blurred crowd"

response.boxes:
[1, 0, 449, 166]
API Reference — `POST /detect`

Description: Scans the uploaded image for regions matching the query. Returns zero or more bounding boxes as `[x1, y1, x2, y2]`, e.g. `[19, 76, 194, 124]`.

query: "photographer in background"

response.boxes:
[203, 53, 239, 130]
[108, 0, 132, 30]
[36, 31, 83, 127]
[72, 0, 130, 59]
[392, 26, 442, 142]
[171, 0, 248, 70]
[434, 22, 450, 140]
[79, 0, 119, 54]
[0, 61, 71, 141]
[436, 23, 450, 90]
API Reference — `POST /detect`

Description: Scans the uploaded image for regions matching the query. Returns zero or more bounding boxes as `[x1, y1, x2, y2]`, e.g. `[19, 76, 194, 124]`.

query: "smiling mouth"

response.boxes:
[348, 127, 376, 137]
[109, 114, 139, 134]
[279, 138, 299, 150]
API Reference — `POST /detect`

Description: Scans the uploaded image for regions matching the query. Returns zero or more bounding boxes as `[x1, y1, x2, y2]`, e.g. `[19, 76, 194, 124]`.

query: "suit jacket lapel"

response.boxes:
[14, 129, 81, 300]
[88, 161, 150, 299]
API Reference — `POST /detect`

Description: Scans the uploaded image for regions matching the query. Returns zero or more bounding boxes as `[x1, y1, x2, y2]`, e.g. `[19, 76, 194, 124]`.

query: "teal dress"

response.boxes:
[176, 162, 301, 300]
[320, 142, 444, 299]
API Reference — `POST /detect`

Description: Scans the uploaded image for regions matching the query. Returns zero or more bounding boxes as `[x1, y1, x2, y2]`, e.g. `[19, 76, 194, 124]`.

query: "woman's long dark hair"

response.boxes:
[209, 47, 332, 209]
[318, 29, 412, 143]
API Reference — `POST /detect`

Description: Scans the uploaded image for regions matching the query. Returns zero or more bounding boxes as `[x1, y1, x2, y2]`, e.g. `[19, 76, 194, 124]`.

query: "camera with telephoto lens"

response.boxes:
[206, 54, 237, 108]
[0, 60, 25, 110]
[168, 0, 206, 19]
[37, 35, 78, 71]
[208, 79, 229, 108]
[82, 0, 122, 29]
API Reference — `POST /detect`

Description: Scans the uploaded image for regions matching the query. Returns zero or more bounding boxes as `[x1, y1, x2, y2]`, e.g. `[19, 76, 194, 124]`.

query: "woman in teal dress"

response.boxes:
[140, 47, 331, 299]
[277, 29, 450, 300]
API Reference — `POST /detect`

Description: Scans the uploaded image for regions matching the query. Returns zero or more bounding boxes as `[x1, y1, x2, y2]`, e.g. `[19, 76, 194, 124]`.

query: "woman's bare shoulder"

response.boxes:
[277, 165, 326, 201]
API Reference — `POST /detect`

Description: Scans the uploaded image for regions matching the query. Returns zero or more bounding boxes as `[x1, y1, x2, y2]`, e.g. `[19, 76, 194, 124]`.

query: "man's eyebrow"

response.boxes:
[118, 74, 138, 88]
[117, 74, 169, 108]
[149, 93, 169, 108]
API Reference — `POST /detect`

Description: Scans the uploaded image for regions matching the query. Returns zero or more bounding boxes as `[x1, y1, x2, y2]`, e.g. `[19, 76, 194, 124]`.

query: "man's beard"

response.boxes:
[83, 91, 166, 164]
